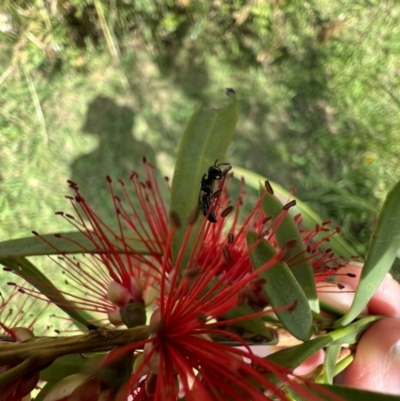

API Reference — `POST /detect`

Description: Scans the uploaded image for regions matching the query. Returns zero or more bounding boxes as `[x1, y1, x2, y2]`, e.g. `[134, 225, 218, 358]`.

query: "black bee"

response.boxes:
[199, 160, 231, 223]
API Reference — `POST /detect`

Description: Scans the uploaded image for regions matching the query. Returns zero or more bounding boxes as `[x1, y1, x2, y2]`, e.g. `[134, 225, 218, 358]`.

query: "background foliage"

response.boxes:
[1, 0, 400, 258]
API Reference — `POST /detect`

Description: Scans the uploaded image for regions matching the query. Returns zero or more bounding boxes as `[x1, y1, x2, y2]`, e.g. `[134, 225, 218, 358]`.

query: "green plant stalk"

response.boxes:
[0, 326, 150, 367]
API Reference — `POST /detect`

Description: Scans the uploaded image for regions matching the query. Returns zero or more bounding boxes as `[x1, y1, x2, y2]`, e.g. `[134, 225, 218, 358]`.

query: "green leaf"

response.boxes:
[332, 354, 354, 376]
[0, 230, 152, 258]
[0, 257, 93, 328]
[319, 299, 347, 317]
[266, 315, 379, 371]
[40, 354, 105, 382]
[222, 303, 277, 343]
[316, 353, 355, 385]
[266, 336, 332, 370]
[232, 166, 358, 259]
[330, 316, 380, 345]
[246, 230, 312, 341]
[323, 344, 341, 384]
[318, 384, 400, 400]
[337, 179, 400, 326]
[170, 89, 238, 262]
[260, 184, 319, 314]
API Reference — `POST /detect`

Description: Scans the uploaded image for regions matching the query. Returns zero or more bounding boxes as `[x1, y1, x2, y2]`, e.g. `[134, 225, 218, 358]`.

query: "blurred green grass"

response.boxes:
[0, 0, 399, 260]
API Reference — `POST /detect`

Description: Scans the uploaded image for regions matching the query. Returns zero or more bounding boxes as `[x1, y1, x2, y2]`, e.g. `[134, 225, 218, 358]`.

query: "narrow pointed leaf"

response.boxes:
[260, 184, 319, 313]
[40, 354, 105, 382]
[233, 165, 358, 259]
[0, 257, 93, 328]
[266, 315, 379, 370]
[170, 89, 238, 261]
[0, 230, 151, 258]
[332, 354, 354, 376]
[316, 354, 355, 384]
[319, 299, 348, 317]
[323, 344, 341, 384]
[266, 336, 332, 370]
[246, 230, 312, 341]
[337, 179, 400, 326]
[330, 316, 380, 344]
[318, 384, 400, 400]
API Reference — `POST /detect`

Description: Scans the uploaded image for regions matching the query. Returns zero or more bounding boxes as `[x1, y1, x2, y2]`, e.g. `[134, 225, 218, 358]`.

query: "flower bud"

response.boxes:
[11, 327, 35, 343]
[143, 286, 157, 306]
[120, 301, 146, 328]
[107, 281, 132, 307]
[128, 277, 143, 302]
[107, 308, 124, 326]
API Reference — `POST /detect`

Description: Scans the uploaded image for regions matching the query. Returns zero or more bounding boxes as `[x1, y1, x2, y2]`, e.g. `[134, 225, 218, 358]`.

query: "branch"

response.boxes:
[0, 326, 150, 366]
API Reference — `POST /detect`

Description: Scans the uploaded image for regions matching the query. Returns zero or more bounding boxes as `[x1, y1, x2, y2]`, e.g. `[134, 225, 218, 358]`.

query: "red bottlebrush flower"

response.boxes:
[3, 160, 348, 400]
[12, 159, 349, 328]
[108, 219, 342, 401]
